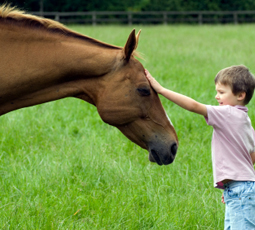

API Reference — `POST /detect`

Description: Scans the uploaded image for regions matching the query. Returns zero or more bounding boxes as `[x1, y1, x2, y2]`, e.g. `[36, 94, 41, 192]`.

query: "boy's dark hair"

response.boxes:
[215, 65, 255, 105]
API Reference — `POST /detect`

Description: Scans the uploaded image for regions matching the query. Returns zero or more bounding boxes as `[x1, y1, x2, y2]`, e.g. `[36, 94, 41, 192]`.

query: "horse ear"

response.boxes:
[135, 29, 141, 50]
[124, 29, 137, 61]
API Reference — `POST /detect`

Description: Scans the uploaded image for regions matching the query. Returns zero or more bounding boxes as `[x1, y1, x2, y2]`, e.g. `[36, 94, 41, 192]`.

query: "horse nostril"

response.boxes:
[171, 143, 178, 156]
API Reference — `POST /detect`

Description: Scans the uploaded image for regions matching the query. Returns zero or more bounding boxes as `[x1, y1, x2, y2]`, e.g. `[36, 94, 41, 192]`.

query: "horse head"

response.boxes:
[96, 29, 178, 165]
[0, 6, 178, 165]
[0, 6, 177, 165]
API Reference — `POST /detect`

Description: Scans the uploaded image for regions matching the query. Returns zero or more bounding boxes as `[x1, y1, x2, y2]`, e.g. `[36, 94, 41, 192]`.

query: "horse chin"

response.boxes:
[149, 150, 163, 166]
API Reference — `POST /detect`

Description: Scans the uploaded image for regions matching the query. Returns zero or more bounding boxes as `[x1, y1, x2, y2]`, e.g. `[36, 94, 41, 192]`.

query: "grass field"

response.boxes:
[1, 24, 255, 229]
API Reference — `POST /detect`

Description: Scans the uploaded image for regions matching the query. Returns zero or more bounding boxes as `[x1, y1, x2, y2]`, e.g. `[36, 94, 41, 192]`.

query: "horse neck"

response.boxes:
[0, 24, 120, 115]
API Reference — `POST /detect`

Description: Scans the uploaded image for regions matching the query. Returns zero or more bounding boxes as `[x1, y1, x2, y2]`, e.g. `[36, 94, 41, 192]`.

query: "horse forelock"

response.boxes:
[133, 50, 143, 59]
[0, 4, 122, 50]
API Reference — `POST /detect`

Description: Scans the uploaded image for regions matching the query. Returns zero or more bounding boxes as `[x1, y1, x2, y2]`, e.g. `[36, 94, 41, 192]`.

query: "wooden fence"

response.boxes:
[30, 11, 255, 25]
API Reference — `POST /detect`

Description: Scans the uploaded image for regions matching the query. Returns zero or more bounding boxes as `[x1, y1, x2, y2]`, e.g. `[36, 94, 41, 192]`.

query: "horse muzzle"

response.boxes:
[148, 141, 178, 165]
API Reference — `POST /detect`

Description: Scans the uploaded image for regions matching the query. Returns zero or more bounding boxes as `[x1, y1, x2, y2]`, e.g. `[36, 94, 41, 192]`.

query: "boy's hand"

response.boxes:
[221, 193, 225, 204]
[145, 69, 164, 93]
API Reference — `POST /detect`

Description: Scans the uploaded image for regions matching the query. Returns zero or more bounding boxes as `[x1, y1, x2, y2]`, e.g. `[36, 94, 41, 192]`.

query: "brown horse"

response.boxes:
[0, 5, 178, 165]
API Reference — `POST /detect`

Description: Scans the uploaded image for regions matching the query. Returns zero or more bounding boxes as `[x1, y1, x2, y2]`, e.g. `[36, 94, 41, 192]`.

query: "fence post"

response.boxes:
[128, 12, 132, 25]
[55, 14, 59, 22]
[198, 13, 203, 25]
[163, 12, 167, 25]
[92, 12, 96, 26]
[233, 13, 238, 24]
[39, 0, 44, 17]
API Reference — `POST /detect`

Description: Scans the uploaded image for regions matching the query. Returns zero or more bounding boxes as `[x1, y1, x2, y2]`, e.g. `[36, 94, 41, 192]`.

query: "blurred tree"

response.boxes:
[142, 0, 255, 11]
[2, 0, 255, 11]
[3, 0, 40, 11]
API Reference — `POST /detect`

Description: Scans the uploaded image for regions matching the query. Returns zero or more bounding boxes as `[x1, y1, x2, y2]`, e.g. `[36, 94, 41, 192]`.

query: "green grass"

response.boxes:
[1, 24, 255, 229]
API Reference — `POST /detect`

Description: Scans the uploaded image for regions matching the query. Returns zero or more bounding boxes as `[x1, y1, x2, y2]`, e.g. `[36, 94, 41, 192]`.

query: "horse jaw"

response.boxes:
[116, 120, 178, 166]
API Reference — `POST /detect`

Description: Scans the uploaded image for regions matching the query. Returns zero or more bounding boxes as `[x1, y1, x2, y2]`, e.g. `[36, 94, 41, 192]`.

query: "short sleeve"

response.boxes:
[204, 105, 231, 128]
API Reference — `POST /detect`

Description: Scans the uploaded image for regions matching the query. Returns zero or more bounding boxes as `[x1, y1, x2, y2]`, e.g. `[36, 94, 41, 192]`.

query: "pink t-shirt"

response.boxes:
[205, 105, 255, 189]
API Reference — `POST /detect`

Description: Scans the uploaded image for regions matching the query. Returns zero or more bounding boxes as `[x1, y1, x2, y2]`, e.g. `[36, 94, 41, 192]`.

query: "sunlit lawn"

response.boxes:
[1, 24, 255, 229]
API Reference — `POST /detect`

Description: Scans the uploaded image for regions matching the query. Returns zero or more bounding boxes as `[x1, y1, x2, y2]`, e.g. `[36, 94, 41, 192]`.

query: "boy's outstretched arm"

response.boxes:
[145, 69, 207, 117]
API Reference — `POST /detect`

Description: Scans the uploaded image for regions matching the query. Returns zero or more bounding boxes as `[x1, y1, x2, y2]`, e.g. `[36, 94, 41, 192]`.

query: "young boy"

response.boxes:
[145, 65, 255, 229]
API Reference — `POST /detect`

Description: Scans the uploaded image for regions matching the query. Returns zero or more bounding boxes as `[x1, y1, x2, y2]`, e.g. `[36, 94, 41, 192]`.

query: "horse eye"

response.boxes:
[137, 87, 151, 96]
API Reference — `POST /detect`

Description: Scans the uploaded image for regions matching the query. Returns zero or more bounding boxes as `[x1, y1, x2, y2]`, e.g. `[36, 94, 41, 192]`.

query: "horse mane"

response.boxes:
[0, 4, 122, 50]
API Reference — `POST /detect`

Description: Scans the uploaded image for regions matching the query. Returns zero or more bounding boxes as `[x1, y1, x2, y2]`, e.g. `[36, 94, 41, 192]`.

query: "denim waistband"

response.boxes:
[224, 181, 254, 189]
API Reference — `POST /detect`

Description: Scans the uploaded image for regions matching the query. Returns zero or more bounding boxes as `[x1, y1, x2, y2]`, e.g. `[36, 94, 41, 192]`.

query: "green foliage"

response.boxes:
[1, 24, 255, 228]
[5, 0, 149, 11]
[4, 0, 255, 12]
[142, 0, 255, 11]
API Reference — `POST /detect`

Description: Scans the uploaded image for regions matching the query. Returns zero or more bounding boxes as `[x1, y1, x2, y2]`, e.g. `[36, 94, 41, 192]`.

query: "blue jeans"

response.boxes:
[224, 181, 255, 230]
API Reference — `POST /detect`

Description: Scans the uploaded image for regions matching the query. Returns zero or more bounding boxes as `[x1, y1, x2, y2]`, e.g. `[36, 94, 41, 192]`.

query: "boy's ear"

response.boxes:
[237, 92, 246, 101]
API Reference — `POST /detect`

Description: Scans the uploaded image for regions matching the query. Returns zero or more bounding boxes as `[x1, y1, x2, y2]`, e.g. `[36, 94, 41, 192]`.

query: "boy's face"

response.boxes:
[215, 83, 245, 106]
